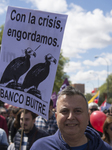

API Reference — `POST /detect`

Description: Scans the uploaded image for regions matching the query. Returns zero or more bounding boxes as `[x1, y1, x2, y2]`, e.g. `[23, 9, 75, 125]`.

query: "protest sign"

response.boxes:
[0, 6, 67, 119]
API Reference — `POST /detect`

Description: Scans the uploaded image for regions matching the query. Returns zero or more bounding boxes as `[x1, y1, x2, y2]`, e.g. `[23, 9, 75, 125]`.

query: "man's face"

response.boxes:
[20, 112, 35, 133]
[55, 95, 89, 138]
[109, 108, 112, 116]
[1, 111, 7, 119]
[89, 106, 98, 115]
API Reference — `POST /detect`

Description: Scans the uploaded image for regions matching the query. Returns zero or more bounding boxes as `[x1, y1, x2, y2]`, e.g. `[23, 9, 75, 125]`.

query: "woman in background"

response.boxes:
[102, 116, 112, 147]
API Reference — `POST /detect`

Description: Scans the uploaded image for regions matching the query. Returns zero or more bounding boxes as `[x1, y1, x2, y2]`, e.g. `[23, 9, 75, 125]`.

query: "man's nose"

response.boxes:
[68, 112, 74, 119]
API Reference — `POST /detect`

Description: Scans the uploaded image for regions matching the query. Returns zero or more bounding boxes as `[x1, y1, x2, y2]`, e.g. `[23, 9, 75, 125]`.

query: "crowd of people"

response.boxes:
[0, 86, 112, 149]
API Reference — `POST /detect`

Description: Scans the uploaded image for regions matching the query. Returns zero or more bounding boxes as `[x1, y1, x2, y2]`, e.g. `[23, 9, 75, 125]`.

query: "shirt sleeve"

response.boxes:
[1, 129, 9, 146]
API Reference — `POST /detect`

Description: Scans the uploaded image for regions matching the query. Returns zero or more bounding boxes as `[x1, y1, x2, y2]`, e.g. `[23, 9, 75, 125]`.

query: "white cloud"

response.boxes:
[24, 1, 112, 59]
[64, 61, 83, 73]
[62, 5, 112, 58]
[83, 52, 112, 66]
[70, 70, 107, 84]
[83, 60, 97, 66]
[70, 69, 107, 93]
[0, 0, 8, 15]
[26, 0, 68, 13]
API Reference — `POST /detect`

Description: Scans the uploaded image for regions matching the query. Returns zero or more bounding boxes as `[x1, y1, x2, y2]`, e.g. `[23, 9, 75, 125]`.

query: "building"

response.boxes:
[72, 84, 85, 94]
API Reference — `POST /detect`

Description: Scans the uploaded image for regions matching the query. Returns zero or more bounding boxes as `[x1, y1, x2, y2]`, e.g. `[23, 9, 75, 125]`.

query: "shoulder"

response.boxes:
[0, 128, 7, 137]
[0, 128, 6, 135]
[35, 116, 43, 121]
[30, 134, 57, 150]
[36, 116, 43, 119]
[103, 141, 112, 150]
[37, 128, 49, 136]
[0, 128, 5, 133]
[0, 115, 5, 120]
[16, 128, 22, 134]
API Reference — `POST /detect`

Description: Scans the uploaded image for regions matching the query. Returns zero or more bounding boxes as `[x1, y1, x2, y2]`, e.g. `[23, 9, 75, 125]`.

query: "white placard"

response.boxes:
[0, 6, 67, 119]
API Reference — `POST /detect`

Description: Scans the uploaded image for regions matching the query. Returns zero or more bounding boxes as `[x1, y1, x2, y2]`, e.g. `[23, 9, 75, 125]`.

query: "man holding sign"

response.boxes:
[8, 109, 48, 150]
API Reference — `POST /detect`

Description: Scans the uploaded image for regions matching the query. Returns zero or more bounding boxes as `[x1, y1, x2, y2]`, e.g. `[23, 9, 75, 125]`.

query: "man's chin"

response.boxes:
[23, 129, 29, 133]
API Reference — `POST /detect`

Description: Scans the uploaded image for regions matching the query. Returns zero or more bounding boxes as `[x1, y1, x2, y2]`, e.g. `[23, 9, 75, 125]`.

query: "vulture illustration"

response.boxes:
[22, 53, 57, 97]
[0, 47, 37, 87]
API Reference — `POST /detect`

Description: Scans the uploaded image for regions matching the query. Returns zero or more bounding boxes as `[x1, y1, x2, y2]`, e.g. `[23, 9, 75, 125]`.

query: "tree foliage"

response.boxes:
[0, 25, 4, 45]
[98, 73, 112, 105]
[85, 93, 92, 101]
[53, 50, 70, 93]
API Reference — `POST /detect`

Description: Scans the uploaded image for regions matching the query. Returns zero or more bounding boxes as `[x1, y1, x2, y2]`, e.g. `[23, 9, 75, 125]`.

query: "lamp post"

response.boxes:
[94, 55, 109, 101]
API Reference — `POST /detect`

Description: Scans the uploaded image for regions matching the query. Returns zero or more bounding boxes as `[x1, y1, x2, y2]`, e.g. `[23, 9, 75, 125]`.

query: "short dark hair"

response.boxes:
[57, 86, 88, 109]
[24, 109, 37, 119]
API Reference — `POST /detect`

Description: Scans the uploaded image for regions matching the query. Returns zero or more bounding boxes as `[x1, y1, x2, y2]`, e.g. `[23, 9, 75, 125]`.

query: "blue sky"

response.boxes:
[0, 0, 112, 94]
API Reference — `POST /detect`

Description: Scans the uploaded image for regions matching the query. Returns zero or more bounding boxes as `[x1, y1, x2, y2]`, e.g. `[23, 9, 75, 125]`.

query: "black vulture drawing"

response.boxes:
[22, 53, 57, 98]
[0, 46, 40, 88]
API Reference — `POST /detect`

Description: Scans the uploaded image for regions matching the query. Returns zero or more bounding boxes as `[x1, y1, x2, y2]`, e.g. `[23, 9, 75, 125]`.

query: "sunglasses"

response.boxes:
[1, 112, 7, 115]
[90, 108, 98, 111]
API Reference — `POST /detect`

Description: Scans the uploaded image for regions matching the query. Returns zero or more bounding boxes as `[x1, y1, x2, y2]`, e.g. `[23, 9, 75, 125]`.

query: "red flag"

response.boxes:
[91, 90, 95, 93]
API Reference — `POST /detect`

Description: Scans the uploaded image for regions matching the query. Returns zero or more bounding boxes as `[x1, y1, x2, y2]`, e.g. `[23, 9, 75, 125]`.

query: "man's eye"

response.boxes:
[75, 110, 82, 113]
[77, 110, 81, 112]
[61, 109, 68, 113]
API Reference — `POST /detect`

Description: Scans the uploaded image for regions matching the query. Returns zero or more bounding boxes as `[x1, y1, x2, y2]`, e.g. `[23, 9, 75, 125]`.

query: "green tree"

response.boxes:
[85, 93, 92, 102]
[53, 50, 70, 93]
[96, 73, 112, 105]
[0, 25, 4, 45]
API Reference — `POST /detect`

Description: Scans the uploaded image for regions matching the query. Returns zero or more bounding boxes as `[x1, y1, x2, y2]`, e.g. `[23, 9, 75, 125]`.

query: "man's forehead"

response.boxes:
[58, 94, 86, 106]
[58, 94, 84, 100]
[21, 112, 31, 117]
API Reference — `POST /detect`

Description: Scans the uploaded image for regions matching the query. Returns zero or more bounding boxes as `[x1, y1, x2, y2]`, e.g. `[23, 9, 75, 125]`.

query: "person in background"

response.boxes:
[8, 109, 48, 150]
[0, 107, 8, 123]
[109, 106, 112, 116]
[88, 102, 99, 115]
[103, 109, 110, 117]
[88, 102, 102, 137]
[102, 116, 112, 147]
[35, 99, 58, 135]
[0, 128, 9, 150]
[8, 107, 20, 143]
[30, 86, 112, 150]
[0, 114, 8, 137]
